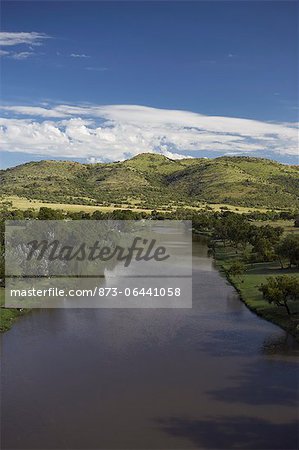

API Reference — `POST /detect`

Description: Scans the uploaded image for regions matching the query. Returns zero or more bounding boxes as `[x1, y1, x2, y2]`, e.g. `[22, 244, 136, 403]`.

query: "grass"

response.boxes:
[215, 245, 299, 340]
[1, 154, 298, 209]
[252, 219, 299, 235]
[0, 287, 30, 333]
[2, 195, 154, 213]
[1, 195, 298, 334]
[2, 240, 299, 336]
[198, 203, 272, 213]
[2, 195, 284, 216]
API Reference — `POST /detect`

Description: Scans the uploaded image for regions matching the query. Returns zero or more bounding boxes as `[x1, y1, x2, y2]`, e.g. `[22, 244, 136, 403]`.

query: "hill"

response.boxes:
[0, 154, 298, 209]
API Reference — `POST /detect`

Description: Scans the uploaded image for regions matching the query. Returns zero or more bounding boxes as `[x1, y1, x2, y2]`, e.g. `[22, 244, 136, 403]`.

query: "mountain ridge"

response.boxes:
[1, 154, 298, 209]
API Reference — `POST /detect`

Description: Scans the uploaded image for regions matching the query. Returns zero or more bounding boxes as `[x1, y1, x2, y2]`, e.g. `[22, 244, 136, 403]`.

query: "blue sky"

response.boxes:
[0, 1, 298, 168]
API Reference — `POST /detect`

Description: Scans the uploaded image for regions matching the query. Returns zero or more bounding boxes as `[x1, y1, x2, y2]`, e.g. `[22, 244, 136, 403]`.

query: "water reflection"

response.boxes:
[262, 332, 299, 357]
[155, 416, 298, 449]
[1, 238, 298, 450]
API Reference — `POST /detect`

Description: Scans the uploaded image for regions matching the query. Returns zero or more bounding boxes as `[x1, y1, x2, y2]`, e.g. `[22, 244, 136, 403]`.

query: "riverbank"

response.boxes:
[1, 239, 299, 337]
[0, 288, 30, 332]
[214, 244, 299, 341]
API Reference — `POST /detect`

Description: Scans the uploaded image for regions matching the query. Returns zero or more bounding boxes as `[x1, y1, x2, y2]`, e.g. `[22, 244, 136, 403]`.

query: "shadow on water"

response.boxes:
[194, 327, 299, 359]
[262, 332, 299, 356]
[155, 416, 299, 449]
[2, 236, 299, 450]
[206, 359, 298, 407]
[193, 326, 270, 357]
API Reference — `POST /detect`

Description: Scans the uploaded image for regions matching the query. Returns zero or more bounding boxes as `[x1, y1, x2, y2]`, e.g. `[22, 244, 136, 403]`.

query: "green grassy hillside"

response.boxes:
[0, 154, 298, 209]
[167, 157, 299, 207]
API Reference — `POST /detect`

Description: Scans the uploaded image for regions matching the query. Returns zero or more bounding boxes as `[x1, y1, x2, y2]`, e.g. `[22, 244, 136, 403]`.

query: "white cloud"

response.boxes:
[0, 105, 69, 118]
[70, 53, 90, 58]
[85, 66, 108, 72]
[9, 51, 35, 60]
[0, 104, 298, 162]
[0, 32, 50, 61]
[0, 32, 49, 46]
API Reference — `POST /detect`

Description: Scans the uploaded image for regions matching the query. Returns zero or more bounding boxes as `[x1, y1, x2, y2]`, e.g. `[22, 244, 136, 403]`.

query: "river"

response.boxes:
[1, 238, 298, 449]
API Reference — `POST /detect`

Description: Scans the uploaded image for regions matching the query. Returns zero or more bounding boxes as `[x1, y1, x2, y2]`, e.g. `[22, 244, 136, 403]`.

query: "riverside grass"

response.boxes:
[0, 202, 298, 333]
[1, 253, 299, 335]
[215, 244, 299, 341]
[0, 288, 30, 332]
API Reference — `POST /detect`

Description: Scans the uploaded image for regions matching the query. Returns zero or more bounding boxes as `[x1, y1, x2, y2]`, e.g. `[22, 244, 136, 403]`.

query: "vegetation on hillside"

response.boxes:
[1, 154, 298, 209]
[0, 153, 298, 335]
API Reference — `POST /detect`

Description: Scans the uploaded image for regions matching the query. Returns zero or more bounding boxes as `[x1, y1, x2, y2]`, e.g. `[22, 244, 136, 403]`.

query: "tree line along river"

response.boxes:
[1, 237, 298, 449]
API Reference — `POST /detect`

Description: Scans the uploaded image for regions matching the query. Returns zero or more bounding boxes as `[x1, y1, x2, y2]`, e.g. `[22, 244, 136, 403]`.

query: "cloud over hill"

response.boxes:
[0, 104, 297, 162]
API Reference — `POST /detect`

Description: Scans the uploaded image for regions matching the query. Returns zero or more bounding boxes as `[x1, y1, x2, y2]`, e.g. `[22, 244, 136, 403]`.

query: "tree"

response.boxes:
[227, 260, 246, 280]
[259, 276, 299, 315]
[213, 213, 250, 249]
[250, 225, 283, 244]
[252, 237, 276, 262]
[276, 234, 299, 268]
[91, 210, 105, 220]
[38, 207, 64, 220]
